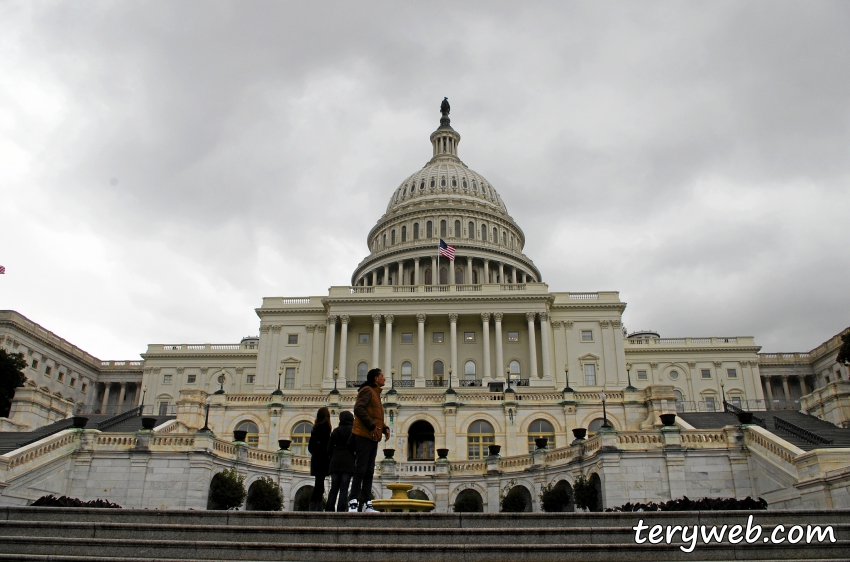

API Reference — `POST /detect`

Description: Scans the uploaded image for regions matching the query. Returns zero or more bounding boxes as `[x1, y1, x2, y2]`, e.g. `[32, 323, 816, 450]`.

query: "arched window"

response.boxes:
[427, 221, 433, 238]
[587, 419, 608, 435]
[441, 177, 446, 187]
[467, 420, 495, 460]
[454, 489, 483, 512]
[509, 360, 521, 380]
[468, 221, 474, 239]
[401, 361, 413, 381]
[433, 360, 444, 384]
[454, 220, 461, 237]
[293, 486, 313, 511]
[462, 179, 467, 188]
[391, 230, 396, 244]
[291, 421, 313, 455]
[440, 267, 448, 285]
[413, 223, 419, 239]
[382, 233, 387, 247]
[401, 226, 407, 242]
[451, 177, 457, 187]
[408, 420, 435, 460]
[420, 181, 425, 191]
[464, 360, 476, 380]
[430, 178, 436, 188]
[236, 421, 259, 447]
[493, 227, 497, 242]
[674, 389, 685, 413]
[455, 268, 463, 284]
[527, 419, 555, 452]
[440, 220, 447, 237]
[425, 268, 432, 285]
[502, 231, 506, 245]
[472, 269, 478, 284]
[481, 224, 487, 240]
[402, 186, 407, 196]
[357, 362, 368, 383]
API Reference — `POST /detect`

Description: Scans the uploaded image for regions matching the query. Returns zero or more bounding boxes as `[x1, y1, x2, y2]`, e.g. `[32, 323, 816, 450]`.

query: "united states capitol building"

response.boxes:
[1, 103, 848, 513]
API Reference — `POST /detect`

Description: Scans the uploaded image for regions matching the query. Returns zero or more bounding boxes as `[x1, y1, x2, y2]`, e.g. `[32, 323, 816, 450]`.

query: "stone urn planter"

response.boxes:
[487, 444, 501, 456]
[736, 412, 754, 425]
[534, 437, 549, 450]
[659, 413, 677, 427]
[383, 448, 395, 459]
[141, 417, 158, 430]
[71, 416, 89, 429]
[278, 439, 292, 451]
[233, 430, 248, 442]
[572, 428, 587, 440]
[436, 448, 449, 459]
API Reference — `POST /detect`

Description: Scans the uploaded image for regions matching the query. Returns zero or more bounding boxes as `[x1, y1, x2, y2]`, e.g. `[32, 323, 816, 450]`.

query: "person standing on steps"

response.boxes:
[307, 406, 332, 511]
[348, 368, 389, 512]
[325, 410, 356, 512]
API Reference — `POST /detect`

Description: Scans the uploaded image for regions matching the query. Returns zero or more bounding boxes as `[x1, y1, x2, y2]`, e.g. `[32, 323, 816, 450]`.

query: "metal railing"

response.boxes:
[425, 379, 447, 387]
[458, 379, 482, 387]
[394, 380, 415, 387]
[97, 405, 144, 431]
[774, 417, 833, 445]
[723, 401, 766, 428]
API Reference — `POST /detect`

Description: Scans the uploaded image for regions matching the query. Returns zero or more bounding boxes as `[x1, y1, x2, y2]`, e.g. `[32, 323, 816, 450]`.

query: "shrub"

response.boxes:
[606, 496, 767, 512]
[31, 495, 121, 508]
[453, 490, 483, 512]
[539, 481, 572, 512]
[500, 486, 528, 513]
[572, 475, 598, 512]
[246, 477, 283, 511]
[208, 468, 246, 510]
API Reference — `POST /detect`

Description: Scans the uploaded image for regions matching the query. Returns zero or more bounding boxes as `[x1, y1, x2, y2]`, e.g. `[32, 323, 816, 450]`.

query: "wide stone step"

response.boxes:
[1, 536, 848, 562]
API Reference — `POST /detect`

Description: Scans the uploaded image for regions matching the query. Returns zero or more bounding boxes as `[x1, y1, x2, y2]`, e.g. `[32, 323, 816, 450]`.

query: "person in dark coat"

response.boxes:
[324, 410, 356, 512]
[307, 406, 332, 511]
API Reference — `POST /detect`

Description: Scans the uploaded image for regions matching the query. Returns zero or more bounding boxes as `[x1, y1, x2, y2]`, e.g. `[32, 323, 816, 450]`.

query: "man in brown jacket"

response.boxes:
[348, 368, 390, 512]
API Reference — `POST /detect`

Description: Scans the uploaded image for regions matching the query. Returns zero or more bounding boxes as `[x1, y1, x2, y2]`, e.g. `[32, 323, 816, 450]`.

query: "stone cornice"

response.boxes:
[140, 351, 259, 360]
[624, 346, 761, 355]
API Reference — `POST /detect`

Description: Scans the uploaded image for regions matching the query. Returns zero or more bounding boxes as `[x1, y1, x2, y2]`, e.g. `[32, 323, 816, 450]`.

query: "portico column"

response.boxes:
[117, 383, 127, 413]
[526, 312, 538, 379]
[449, 313, 458, 384]
[498, 263, 504, 284]
[763, 376, 775, 410]
[781, 375, 792, 407]
[398, 261, 404, 286]
[484, 259, 490, 283]
[371, 270, 376, 286]
[324, 315, 338, 384]
[539, 312, 552, 380]
[512, 267, 517, 284]
[372, 314, 382, 368]
[384, 264, 390, 285]
[101, 383, 112, 414]
[494, 313, 505, 380]
[466, 256, 473, 284]
[431, 256, 437, 285]
[414, 258, 420, 285]
[384, 314, 394, 383]
[338, 315, 350, 379]
[416, 313, 426, 386]
[449, 259, 455, 286]
[481, 313, 491, 381]
[799, 375, 808, 396]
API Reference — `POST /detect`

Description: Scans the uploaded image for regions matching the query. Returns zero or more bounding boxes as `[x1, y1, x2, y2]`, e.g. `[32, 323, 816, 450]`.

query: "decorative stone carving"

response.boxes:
[650, 363, 659, 369]
[448, 313, 458, 323]
[612, 320, 622, 328]
[176, 367, 184, 374]
[551, 321, 562, 329]
[236, 367, 244, 374]
[599, 320, 610, 328]
[525, 312, 536, 322]
[306, 324, 317, 333]
[372, 314, 383, 324]
[340, 315, 351, 324]
[328, 315, 339, 325]
[493, 312, 503, 322]
[687, 362, 697, 368]
[260, 326, 271, 334]
[271, 325, 282, 333]
[565, 320, 573, 329]
[317, 325, 326, 333]
[384, 314, 394, 324]
[480, 312, 490, 322]
[416, 313, 427, 323]
[714, 361, 722, 367]
[200, 367, 209, 375]
[539, 311, 549, 322]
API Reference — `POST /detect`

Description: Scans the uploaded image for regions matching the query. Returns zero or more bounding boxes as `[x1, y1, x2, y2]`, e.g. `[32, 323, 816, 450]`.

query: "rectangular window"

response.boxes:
[433, 332, 444, 344]
[507, 331, 519, 343]
[31, 359, 39, 369]
[287, 334, 298, 345]
[464, 332, 475, 343]
[158, 402, 169, 416]
[57, 371, 64, 382]
[704, 397, 716, 412]
[731, 396, 741, 408]
[359, 333, 370, 344]
[726, 368, 737, 379]
[401, 333, 413, 344]
[284, 367, 296, 388]
[637, 370, 647, 380]
[581, 330, 593, 342]
[163, 374, 172, 384]
[81, 382, 87, 393]
[44, 365, 52, 377]
[584, 364, 597, 386]
[70, 378, 76, 388]
[701, 369, 711, 379]
[246, 374, 255, 384]
[187, 374, 197, 384]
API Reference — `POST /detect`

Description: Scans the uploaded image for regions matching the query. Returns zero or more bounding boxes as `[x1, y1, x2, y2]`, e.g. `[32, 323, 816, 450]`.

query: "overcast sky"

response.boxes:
[1, 1, 848, 360]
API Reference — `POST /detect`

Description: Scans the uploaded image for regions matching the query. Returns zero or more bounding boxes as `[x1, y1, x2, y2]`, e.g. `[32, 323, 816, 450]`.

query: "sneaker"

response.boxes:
[362, 501, 378, 513]
[347, 499, 359, 513]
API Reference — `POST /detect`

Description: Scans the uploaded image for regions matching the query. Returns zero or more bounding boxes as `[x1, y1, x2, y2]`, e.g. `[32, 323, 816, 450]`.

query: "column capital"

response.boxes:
[448, 313, 458, 323]
[687, 361, 697, 368]
[317, 325, 327, 333]
[416, 313, 427, 323]
[176, 367, 185, 374]
[599, 320, 610, 328]
[493, 312, 504, 322]
[327, 315, 339, 325]
[372, 314, 383, 324]
[306, 324, 317, 333]
[612, 320, 622, 328]
[781, 374, 789, 381]
[525, 311, 537, 322]
[480, 312, 491, 322]
[271, 325, 282, 333]
[650, 362, 659, 369]
[260, 325, 271, 334]
[713, 361, 722, 367]
[539, 311, 549, 322]
[340, 315, 351, 324]
[565, 320, 573, 329]
[384, 314, 394, 324]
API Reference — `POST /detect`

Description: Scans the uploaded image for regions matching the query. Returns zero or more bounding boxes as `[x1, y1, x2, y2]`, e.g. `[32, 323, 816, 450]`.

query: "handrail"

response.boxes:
[96, 405, 143, 431]
[774, 417, 833, 445]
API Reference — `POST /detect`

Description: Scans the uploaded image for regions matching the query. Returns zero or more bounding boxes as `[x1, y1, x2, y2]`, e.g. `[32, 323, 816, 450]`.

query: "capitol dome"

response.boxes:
[351, 100, 540, 287]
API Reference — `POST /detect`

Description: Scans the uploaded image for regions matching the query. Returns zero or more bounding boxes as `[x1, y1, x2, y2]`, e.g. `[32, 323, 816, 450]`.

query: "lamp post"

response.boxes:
[214, 373, 226, 395]
[447, 366, 453, 389]
[391, 367, 395, 389]
[201, 396, 212, 432]
[141, 386, 147, 414]
[272, 370, 283, 396]
[720, 380, 727, 412]
[563, 365, 573, 392]
[625, 363, 636, 391]
[505, 367, 513, 391]
[600, 391, 612, 429]
[332, 367, 339, 392]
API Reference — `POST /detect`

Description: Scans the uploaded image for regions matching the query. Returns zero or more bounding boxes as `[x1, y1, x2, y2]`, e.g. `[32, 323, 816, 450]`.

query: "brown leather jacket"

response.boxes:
[352, 383, 385, 440]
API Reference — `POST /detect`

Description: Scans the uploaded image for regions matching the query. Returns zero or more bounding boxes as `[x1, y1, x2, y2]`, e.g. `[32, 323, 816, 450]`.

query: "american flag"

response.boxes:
[0, 265, 5, 274]
[439, 239, 455, 260]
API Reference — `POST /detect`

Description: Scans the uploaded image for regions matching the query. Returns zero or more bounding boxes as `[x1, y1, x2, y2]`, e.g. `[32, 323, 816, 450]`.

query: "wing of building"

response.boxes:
[1, 105, 849, 512]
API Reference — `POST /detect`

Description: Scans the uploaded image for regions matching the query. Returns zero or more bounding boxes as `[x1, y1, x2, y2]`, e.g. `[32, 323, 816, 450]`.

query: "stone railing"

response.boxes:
[572, 391, 624, 401]
[1, 430, 79, 475]
[329, 283, 551, 298]
[397, 461, 436, 474]
[499, 454, 533, 470]
[95, 435, 137, 449]
[153, 343, 259, 353]
[448, 460, 486, 474]
[679, 431, 727, 447]
[626, 337, 752, 347]
[758, 352, 812, 364]
[744, 425, 803, 476]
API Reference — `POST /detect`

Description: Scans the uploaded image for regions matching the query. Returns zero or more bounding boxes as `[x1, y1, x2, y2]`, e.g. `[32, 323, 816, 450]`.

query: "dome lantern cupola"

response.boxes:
[430, 97, 460, 160]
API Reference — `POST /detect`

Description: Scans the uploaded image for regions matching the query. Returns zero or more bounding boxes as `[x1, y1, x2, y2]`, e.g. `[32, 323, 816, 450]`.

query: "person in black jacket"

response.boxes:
[324, 410, 356, 512]
[307, 407, 332, 511]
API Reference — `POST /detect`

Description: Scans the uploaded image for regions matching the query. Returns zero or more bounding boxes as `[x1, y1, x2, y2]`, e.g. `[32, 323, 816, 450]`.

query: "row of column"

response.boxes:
[323, 311, 554, 385]
[96, 382, 139, 413]
[357, 256, 535, 287]
[761, 374, 810, 408]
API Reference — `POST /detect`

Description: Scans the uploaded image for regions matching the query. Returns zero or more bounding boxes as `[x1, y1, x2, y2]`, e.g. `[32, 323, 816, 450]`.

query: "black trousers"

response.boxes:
[325, 472, 352, 512]
[309, 474, 326, 507]
[348, 435, 378, 506]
